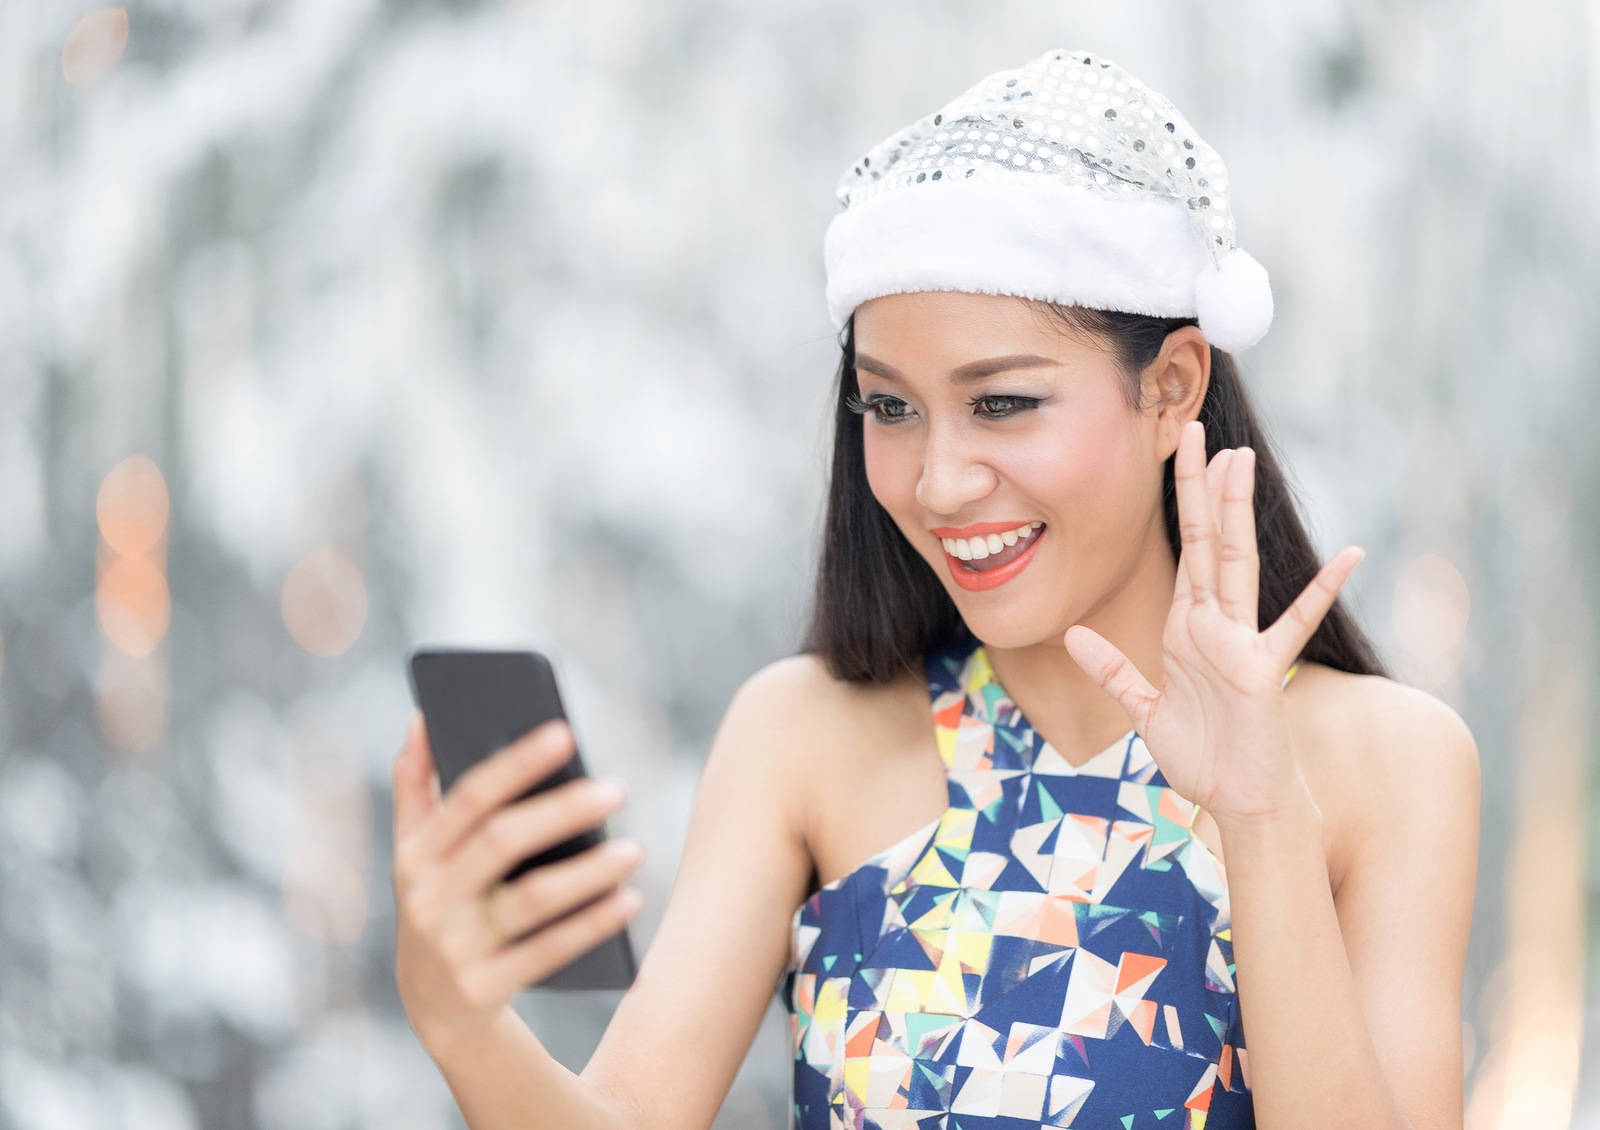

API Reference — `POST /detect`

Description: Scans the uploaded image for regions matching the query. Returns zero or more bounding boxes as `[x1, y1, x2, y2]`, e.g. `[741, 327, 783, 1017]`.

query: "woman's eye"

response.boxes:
[847, 393, 914, 424]
[972, 395, 1041, 418]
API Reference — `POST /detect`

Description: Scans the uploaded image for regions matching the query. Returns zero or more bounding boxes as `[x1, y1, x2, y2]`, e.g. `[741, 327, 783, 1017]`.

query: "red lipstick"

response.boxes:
[935, 523, 1047, 592]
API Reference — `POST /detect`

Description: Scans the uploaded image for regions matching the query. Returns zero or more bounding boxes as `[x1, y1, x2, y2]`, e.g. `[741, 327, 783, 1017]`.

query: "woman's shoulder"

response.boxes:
[1288, 662, 1478, 770]
[1287, 663, 1480, 881]
[722, 652, 929, 756]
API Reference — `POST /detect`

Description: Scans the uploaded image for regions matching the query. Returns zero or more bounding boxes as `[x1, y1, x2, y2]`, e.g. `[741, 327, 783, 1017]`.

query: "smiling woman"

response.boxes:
[810, 296, 1386, 682]
[391, 48, 1480, 1130]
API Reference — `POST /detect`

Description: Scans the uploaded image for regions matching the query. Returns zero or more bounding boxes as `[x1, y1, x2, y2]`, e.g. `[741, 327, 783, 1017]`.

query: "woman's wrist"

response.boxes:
[1210, 769, 1324, 846]
[418, 1002, 528, 1074]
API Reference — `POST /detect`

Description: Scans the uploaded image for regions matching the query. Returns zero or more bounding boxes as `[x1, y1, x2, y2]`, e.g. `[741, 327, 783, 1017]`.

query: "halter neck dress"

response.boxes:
[784, 634, 1271, 1130]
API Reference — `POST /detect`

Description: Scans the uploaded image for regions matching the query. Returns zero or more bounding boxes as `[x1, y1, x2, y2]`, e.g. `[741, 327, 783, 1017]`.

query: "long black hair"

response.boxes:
[803, 304, 1388, 684]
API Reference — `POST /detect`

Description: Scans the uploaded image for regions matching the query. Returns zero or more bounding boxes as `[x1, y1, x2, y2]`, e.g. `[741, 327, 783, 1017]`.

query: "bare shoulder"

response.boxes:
[725, 653, 924, 747]
[1286, 664, 1481, 883]
[714, 654, 933, 875]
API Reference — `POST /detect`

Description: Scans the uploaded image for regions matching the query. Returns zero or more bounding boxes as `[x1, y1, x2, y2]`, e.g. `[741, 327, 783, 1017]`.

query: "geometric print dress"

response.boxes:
[784, 634, 1260, 1129]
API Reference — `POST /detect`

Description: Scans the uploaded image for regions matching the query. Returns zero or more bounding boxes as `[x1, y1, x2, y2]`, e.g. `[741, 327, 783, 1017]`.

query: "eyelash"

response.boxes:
[845, 392, 1043, 424]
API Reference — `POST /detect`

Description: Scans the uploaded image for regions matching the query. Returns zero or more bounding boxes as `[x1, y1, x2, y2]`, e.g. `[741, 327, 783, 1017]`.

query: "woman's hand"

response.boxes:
[1063, 419, 1365, 831]
[391, 717, 644, 1058]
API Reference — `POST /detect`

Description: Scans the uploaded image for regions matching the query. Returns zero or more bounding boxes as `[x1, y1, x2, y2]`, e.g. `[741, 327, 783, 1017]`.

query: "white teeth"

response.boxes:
[943, 525, 1045, 561]
[941, 536, 972, 561]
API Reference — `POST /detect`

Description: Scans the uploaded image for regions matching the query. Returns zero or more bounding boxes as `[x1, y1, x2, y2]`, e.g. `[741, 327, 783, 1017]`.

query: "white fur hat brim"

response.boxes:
[824, 176, 1273, 353]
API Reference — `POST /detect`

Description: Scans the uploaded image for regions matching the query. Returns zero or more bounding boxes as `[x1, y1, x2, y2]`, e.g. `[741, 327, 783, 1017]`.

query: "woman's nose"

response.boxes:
[914, 427, 998, 515]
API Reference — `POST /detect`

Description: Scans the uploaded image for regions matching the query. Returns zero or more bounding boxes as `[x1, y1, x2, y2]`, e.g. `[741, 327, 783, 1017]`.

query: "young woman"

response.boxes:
[389, 50, 1479, 1129]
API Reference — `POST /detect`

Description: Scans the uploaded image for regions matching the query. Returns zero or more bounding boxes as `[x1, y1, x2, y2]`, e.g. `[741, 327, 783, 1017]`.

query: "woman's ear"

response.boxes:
[1142, 326, 1212, 459]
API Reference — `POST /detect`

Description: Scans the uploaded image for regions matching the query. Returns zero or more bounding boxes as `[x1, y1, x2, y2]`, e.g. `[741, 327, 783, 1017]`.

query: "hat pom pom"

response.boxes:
[1194, 249, 1273, 353]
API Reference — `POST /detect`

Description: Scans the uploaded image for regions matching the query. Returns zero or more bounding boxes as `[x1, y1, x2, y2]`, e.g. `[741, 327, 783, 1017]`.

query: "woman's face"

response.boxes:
[852, 291, 1198, 650]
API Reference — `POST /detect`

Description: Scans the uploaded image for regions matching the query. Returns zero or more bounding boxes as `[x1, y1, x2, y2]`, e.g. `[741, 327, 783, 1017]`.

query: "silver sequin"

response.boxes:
[837, 49, 1239, 258]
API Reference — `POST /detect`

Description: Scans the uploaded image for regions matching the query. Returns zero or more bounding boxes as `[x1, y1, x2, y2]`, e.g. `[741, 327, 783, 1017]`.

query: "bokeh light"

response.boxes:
[282, 848, 368, 945]
[96, 455, 170, 559]
[96, 556, 171, 657]
[1391, 552, 1471, 689]
[280, 548, 368, 658]
[61, 8, 129, 87]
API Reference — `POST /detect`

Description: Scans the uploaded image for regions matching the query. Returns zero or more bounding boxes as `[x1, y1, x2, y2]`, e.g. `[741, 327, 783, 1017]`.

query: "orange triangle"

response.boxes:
[1116, 951, 1167, 994]
[846, 1016, 881, 1059]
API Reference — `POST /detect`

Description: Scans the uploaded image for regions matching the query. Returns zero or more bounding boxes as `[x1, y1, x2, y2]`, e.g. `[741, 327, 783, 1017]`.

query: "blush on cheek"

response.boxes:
[999, 415, 1145, 524]
[862, 427, 918, 516]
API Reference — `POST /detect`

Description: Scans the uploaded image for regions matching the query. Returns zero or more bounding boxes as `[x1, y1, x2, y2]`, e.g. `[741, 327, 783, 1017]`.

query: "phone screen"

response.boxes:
[407, 648, 637, 990]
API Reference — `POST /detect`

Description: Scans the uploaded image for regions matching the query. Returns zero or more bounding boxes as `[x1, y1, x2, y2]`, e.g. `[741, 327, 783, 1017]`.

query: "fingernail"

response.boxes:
[607, 838, 645, 864]
[617, 887, 644, 915]
[590, 778, 627, 810]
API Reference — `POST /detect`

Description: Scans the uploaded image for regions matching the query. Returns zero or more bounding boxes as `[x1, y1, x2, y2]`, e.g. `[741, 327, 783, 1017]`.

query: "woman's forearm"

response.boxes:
[1220, 785, 1411, 1130]
[428, 1006, 641, 1130]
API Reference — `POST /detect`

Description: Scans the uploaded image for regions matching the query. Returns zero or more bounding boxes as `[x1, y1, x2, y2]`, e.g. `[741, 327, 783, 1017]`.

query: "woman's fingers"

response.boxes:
[1206, 447, 1234, 517]
[1263, 546, 1366, 665]
[1065, 624, 1160, 733]
[446, 776, 628, 895]
[474, 887, 643, 1002]
[392, 714, 441, 845]
[407, 720, 577, 869]
[1173, 421, 1220, 602]
[1174, 442, 1232, 607]
[484, 839, 645, 945]
[1216, 447, 1260, 626]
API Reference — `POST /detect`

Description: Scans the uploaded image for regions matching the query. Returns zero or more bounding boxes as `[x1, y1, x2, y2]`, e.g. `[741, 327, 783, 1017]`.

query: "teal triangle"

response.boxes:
[1121, 1117, 1135, 1129]
[1037, 781, 1064, 822]
[1207, 1013, 1227, 1041]
[822, 954, 836, 972]
[1155, 1110, 1176, 1120]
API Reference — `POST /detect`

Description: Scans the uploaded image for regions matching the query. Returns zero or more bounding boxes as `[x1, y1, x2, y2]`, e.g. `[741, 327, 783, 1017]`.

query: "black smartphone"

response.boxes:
[407, 647, 637, 991]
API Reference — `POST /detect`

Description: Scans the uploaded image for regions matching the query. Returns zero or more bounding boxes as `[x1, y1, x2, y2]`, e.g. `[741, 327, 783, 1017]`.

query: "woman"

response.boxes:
[390, 50, 1479, 1129]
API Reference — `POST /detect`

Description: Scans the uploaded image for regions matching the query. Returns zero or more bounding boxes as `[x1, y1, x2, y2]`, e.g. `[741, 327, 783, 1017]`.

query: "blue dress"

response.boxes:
[783, 634, 1256, 1129]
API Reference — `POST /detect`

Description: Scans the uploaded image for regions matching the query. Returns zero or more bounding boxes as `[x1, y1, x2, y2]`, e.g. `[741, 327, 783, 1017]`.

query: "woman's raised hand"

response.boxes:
[391, 718, 644, 1057]
[1063, 420, 1365, 830]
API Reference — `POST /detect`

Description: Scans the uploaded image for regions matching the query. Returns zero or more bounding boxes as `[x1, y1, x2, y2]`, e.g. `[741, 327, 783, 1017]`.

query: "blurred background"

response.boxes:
[0, 1, 1595, 1127]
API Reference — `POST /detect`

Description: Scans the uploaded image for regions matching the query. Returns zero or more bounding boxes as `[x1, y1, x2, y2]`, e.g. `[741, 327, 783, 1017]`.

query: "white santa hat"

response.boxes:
[823, 49, 1273, 354]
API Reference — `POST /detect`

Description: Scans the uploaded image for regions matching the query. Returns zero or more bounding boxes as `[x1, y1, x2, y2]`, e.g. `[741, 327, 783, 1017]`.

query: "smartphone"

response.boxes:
[407, 647, 637, 991]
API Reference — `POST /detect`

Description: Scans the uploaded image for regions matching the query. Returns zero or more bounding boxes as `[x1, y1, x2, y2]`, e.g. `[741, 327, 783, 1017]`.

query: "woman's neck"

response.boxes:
[982, 536, 1177, 768]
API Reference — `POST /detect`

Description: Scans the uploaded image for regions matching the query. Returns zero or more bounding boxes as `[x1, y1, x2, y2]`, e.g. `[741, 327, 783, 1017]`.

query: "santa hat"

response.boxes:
[823, 49, 1273, 353]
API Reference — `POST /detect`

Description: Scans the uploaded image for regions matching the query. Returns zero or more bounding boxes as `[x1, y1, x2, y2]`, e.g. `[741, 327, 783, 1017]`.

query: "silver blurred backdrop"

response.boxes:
[0, 2, 1596, 1128]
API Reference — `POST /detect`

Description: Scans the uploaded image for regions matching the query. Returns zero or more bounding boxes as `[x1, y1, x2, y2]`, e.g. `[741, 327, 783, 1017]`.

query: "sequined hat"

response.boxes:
[824, 48, 1274, 353]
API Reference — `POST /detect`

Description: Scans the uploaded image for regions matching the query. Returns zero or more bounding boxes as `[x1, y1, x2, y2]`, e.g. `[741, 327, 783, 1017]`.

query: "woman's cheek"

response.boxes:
[862, 427, 918, 515]
[1001, 422, 1138, 522]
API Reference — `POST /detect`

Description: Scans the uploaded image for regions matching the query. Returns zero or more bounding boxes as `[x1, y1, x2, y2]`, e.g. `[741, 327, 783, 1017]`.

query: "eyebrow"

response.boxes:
[854, 352, 1057, 382]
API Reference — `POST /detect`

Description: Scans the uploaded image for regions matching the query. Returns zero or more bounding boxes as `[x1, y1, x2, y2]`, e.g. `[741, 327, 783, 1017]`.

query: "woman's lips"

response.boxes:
[938, 524, 1047, 592]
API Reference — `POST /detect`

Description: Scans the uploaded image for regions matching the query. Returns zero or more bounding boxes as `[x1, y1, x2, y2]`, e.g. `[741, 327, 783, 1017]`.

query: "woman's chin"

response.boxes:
[948, 595, 1072, 652]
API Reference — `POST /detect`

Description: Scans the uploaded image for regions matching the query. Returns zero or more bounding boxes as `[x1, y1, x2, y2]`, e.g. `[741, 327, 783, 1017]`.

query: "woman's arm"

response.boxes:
[579, 657, 837, 1126]
[1221, 684, 1479, 1129]
[394, 658, 827, 1129]
[1064, 424, 1480, 1129]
